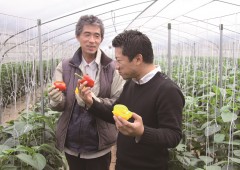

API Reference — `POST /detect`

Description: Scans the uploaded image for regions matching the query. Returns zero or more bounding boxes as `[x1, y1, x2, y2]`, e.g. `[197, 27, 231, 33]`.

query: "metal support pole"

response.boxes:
[0, 75, 2, 124]
[167, 23, 171, 78]
[232, 42, 235, 61]
[193, 42, 196, 57]
[0, 94, 2, 124]
[38, 19, 44, 115]
[37, 19, 45, 142]
[219, 24, 223, 108]
[193, 42, 196, 97]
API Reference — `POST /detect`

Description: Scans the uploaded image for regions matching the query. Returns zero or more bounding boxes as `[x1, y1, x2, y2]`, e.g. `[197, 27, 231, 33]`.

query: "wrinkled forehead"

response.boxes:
[81, 24, 101, 34]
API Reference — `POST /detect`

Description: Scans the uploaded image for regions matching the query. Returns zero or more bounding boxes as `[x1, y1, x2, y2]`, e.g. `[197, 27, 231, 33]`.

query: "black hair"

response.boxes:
[112, 30, 154, 63]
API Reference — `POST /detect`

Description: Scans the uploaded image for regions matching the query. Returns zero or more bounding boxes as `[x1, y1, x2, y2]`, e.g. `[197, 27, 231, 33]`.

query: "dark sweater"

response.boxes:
[89, 72, 185, 170]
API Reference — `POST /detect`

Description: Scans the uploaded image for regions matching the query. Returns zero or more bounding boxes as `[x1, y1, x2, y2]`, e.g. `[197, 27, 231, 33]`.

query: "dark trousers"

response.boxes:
[65, 152, 111, 170]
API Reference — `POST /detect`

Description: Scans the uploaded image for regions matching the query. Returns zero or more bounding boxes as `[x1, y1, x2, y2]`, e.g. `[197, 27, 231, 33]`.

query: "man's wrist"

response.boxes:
[85, 98, 94, 109]
[135, 136, 142, 143]
[135, 126, 144, 143]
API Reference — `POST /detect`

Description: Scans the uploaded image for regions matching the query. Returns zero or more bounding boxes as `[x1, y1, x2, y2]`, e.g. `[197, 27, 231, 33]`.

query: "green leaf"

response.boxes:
[212, 160, 228, 166]
[15, 145, 34, 154]
[190, 158, 201, 166]
[229, 157, 240, 164]
[221, 112, 237, 122]
[185, 96, 197, 106]
[221, 141, 240, 146]
[214, 134, 225, 143]
[222, 164, 240, 170]
[176, 155, 191, 166]
[0, 145, 10, 154]
[16, 153, 46, 170]
[3, 137, 20, 148]
[199, 92, 215, 99]
[175, 143, 186, 152]
[212, 86, 220, 95]
[233, 150, 240, 157]
[182, 152, 193, 157]
[199, 156, 213, 164]
[1, 148, 15, 155]
[197, 111, 207, 115]
[220, 105, 231, 113]
[204, 124, 221, 137]
[200, 121, 212, 130]
[233, 130, 240, 136]
[205, 165, 221, 170]
[0, 165, 18, 170]
[3, 121, 34, 137]
[219, 88, 226, 98]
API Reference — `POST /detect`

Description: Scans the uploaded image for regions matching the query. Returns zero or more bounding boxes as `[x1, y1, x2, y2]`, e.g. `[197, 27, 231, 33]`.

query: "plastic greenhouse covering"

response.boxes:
[0, 0, 240, 169]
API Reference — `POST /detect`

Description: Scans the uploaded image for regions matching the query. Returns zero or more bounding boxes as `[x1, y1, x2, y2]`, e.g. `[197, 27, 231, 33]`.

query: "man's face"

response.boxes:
[115, 47, 137, 80]
[77, 24, 102, 56]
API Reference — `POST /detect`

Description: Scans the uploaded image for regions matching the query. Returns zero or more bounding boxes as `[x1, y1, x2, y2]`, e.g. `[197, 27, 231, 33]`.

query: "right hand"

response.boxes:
[77, 80, 93, 108]
[48, 86, 63, 103]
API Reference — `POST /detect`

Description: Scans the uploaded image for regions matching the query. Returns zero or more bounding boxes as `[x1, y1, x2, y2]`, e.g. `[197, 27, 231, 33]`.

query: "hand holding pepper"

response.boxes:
[53, 81, 66, 91]
[112, 104, 133, 120]
[48, 81, 66, 103]
[74, 73, 94, 88]
[74, 73, 94, 108]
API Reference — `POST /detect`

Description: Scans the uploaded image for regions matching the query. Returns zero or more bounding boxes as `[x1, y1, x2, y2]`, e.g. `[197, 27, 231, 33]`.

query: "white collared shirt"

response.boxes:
[81, 56, 98, 81]
[132, 66, 161, 85]
[78, 49, 102, 96]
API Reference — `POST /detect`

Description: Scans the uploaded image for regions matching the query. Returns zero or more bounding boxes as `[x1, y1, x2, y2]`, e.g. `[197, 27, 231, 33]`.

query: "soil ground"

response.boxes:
[1, 96, 30, 125]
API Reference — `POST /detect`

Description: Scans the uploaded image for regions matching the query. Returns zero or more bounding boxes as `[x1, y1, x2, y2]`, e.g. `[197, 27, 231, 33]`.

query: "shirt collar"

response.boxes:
[82, 57, 96, 69]
[80, 48, 101, 68]
[132, 66, 161, 85]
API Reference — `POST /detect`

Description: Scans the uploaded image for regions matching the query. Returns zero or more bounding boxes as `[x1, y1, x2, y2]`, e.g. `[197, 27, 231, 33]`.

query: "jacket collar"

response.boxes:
[69, 47, 112, 68]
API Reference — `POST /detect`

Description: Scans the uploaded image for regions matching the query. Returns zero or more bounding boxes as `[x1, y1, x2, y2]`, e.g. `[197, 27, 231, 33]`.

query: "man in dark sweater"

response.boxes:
[77, 30, 185, 170]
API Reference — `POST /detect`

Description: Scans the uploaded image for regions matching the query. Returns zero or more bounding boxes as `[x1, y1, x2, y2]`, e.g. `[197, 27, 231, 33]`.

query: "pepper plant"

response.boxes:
[0, 97, 67, 170]
[168, 56, 240, 170]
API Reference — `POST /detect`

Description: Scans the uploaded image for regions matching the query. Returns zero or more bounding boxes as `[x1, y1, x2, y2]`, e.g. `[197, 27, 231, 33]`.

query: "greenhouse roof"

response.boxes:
[0, 0, 240, 53]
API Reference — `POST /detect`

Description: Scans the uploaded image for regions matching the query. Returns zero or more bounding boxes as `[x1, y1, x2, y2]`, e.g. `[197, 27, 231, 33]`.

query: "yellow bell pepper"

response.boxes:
[75, 87, 79, 94]
[75, 86, 86, 94]
[112, 104, 132, 120]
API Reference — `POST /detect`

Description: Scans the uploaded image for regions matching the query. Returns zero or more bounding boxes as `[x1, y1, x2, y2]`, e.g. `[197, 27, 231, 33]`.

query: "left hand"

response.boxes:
[113, 113, 144, 137]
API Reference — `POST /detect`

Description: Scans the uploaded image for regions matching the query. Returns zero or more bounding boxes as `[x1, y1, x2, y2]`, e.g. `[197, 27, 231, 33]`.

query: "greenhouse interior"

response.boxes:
[0, 0, 240, 169]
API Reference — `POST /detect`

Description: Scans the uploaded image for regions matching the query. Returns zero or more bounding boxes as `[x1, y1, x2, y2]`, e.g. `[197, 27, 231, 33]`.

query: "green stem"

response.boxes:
[74, 73, 83, 79]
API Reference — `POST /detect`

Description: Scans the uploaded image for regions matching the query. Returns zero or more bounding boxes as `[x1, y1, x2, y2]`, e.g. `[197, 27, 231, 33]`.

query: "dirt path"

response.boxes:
[1, 88, 41, 125]
[1, 97, 27, 124]
[110, 145, 116, 170]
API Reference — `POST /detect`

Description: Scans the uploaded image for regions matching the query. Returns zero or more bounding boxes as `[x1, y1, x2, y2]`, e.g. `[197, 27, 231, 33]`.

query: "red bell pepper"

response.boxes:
[75, 73, 94, 88]
[54, 81, 66, 91]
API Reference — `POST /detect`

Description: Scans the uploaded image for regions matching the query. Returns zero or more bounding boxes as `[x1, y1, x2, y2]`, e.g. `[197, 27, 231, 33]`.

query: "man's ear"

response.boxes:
[134, 54, 143, 65]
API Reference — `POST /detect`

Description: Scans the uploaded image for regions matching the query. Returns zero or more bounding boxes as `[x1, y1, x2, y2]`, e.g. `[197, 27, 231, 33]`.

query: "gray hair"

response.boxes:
[75, 15, 104, 39]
